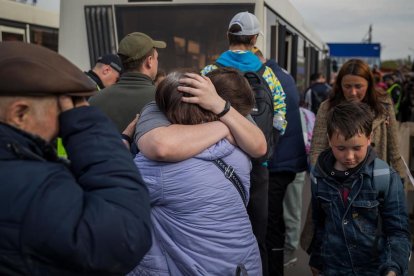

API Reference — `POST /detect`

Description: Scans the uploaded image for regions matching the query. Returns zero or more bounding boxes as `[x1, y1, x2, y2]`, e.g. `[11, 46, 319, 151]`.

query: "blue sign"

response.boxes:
[328, 43, 381, 58]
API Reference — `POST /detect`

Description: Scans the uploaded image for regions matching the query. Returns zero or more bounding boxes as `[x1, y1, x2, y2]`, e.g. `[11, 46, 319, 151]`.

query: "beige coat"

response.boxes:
[309, 98, 405, 179]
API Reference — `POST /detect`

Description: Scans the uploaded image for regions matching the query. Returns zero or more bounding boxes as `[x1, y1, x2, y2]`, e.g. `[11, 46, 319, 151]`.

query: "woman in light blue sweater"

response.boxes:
[129, 68, 262, 276]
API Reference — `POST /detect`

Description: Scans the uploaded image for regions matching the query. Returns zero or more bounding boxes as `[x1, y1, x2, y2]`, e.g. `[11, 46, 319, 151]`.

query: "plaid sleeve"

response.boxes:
[263, 66, 287, 135]
[200, 64, 217, 76]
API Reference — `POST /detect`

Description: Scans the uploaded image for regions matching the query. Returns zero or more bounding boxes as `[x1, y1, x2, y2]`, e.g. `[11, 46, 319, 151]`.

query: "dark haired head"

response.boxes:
[327, 101, 373, 140]
[329, 59, 385, 116]
[156, 68, 254, 125]
[227, 24, 257, 46]
[310, 72, 323, 82]
[119, 48, 155, 72]
[155, 71, 216, 125]
[206, 67, 255, 116]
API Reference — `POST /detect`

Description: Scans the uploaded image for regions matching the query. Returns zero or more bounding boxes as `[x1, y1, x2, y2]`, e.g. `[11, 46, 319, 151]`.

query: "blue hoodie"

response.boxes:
[201, 50, 288, 134]
[215, 50, 263, 72]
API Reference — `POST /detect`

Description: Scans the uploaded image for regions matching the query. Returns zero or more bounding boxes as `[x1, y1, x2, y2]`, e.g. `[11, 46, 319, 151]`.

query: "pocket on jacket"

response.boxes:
[351, 199, 379, 235]
[316, 194, 332, 215]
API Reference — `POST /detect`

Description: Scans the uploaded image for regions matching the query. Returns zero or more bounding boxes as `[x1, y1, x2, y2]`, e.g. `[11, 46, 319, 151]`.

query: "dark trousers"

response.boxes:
[266, 171, 296, 276]
[247, 163, 269, 276]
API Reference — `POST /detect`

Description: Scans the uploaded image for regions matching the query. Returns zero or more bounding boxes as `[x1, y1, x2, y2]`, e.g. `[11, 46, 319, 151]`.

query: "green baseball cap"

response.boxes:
[118, 32, 166, 62]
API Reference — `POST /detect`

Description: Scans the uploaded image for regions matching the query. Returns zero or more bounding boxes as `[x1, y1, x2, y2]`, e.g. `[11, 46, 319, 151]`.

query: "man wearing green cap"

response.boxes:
[89, 32, 166, 132]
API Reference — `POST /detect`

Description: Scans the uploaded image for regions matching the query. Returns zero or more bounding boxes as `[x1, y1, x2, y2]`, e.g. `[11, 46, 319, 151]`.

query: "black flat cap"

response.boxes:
[0, 41, 97, 97]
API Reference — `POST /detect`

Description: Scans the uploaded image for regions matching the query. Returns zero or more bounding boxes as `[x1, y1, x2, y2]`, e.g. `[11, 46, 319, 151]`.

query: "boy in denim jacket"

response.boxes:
[309, 101, 411, 276]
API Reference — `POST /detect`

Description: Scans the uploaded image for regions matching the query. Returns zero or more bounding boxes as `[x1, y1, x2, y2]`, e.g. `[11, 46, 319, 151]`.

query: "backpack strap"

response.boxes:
[256, 64, 267, 76]
[371, 158, 390, 256]
[373, 158, 390, 202]
[214, 62, 223, 68]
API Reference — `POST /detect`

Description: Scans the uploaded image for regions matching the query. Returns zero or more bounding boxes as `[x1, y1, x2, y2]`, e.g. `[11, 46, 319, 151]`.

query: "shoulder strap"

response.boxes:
[213, 158, 247, 207]
[371, 158, 390, 256]
[256, 64, 267, 76]
[373, 158, 390, 202]
[312, 88, 325, 104]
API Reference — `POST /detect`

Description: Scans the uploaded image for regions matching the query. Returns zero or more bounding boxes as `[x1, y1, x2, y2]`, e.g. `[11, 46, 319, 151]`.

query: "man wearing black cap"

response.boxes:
[85, 53, 123, 90]
[89, 32, 166, 132]
[0, 41, 152, 275]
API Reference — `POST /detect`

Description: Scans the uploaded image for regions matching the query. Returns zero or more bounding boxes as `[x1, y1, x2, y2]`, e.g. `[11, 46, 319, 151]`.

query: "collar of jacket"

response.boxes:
[85, 70, 104, 90]
[0, 122, 59, 162]
[313, 146, 377, 181]
[117, 71, 154, 85]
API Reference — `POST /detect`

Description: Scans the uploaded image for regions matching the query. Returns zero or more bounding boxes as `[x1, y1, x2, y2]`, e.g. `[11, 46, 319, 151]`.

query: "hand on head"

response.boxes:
[58, 96, 89, 112]
[177, 73, 226, 115]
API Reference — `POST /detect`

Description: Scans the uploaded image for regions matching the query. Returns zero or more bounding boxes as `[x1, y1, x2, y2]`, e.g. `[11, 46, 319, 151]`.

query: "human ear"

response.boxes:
[327, 133, 332, 147]
[146, 55, 153, 69]
[102, 65, 111, 75]
[367, 132, 372, 145]
[5, 100, 30, 129]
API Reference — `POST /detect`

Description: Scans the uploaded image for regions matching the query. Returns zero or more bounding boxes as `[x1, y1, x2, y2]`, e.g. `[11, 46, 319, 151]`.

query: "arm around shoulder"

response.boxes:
[138, 121, 230, 162]
[219, 107, 267, 158]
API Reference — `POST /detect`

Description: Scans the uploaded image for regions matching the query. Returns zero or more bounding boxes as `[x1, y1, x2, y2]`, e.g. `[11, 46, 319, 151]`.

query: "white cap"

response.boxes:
[228, 11, 261, 36]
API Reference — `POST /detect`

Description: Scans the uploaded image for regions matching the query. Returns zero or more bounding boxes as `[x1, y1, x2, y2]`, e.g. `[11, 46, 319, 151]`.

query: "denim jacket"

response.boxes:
[309, 149, 411, 276]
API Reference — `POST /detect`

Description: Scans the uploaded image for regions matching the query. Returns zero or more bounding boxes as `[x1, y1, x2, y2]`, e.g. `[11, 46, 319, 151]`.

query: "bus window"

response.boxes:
[113, 4, 254, 71]
[30, 26, 58, 51]
[0, 26, 25, 42]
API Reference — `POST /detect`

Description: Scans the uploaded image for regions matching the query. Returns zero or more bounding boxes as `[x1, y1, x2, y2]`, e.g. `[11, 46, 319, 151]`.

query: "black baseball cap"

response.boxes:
[97, 54, 123, 73]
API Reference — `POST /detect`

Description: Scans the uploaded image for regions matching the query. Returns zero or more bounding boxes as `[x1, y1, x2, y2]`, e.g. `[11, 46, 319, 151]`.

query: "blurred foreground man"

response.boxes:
[0, 42, 152, 275]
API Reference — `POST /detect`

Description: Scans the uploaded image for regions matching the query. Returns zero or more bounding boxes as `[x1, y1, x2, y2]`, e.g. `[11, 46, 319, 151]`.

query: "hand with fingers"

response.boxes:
[59, 96, 89, 112]
[123, 113, 140, 139]
[177, 73, 226, 115]
[122, 114, 140, 149]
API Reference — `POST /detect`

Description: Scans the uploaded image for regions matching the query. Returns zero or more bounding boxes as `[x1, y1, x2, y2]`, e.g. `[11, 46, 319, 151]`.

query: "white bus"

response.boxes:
[0, 0, 59, 51]
[59, 0, 327, 91]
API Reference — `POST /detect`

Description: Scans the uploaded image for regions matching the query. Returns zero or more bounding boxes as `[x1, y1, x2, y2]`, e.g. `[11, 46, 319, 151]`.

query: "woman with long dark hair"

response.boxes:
[310, 58, 404, 177]
[301, 59, 405, 261]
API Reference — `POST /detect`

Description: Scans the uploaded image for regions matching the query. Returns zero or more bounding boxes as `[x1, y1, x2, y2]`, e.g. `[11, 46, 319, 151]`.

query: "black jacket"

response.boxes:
[85, 70, 105, 90]
[0, 107, 152, 275]
[266, 59, 307, 173]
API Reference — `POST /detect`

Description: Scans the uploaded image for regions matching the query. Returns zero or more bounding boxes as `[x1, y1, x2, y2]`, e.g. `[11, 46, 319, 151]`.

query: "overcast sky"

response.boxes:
[289, 0, 414, 61]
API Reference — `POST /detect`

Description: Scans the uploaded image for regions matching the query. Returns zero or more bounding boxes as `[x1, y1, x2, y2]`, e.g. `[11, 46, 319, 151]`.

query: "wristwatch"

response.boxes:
[217, 100, 231, 118]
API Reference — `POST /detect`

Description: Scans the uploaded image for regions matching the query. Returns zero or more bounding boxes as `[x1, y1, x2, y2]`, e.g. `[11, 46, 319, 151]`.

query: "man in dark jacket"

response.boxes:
[0, 41, 152, 275]
[84, 53, 123, 90]
[304, 73, 331, 115]
[254, 47, 308, 276]
[89, 32, 166, 132]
